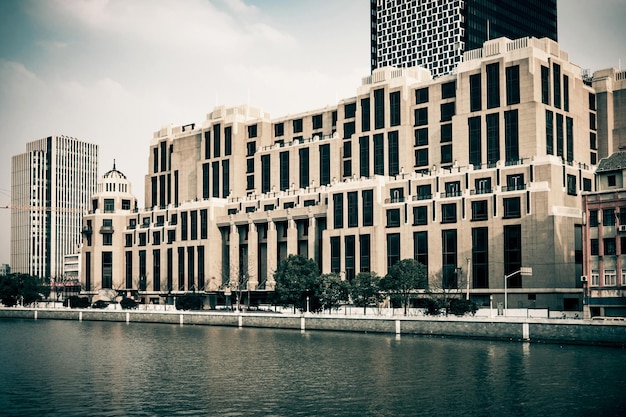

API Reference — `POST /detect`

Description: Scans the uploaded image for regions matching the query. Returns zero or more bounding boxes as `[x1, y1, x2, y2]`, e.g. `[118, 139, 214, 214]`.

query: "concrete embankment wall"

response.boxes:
[1, 308, 625, 347]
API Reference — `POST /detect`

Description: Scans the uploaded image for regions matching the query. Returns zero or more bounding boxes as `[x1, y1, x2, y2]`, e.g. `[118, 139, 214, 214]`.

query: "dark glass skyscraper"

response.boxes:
[371, 0, 558, 76]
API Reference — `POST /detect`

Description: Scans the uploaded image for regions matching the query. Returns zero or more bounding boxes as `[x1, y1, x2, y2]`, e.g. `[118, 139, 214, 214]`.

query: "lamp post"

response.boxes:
[504, 267, 532, 316]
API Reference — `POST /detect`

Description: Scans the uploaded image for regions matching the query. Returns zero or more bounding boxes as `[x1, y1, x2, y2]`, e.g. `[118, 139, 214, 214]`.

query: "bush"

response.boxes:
[449, 298, 478, 316]
[120, 297, 138, 310]
[175, 294, 204, 311]
[91, 300, 109, 309]
[63, 296, 90, 309]
[423, 298, 443, 316]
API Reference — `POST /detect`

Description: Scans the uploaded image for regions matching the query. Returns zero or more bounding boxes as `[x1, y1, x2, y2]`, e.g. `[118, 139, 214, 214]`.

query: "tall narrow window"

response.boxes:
[442, 230, 457, 289]
[541, 66, 550, 105]
[347, 191, 358, 228]
[386, 233, 400, 270]
[469, 116, 481, 167]
[563, 75, 569, 112]
[472, 227, 489, 289]
[361, 98, 371, 131]
[486, 63, 500, 109]
[320, 144, 330, 186]
[211, 162, 219, 198]
[374, 88, 385, 129]
[413, 231, 428, 267]
[360, 234, 371, 272]
[333, 193, 344, 229]
[566, 117, 574, 163]
[299, 148, 309, 189]
[102, 252, 113, 289]
[390, 91, 401, 126]
[504, 225, 522, 288]
[553, 63, 561, 109]
[345, 235, 355, 282]
[279, 151, 289, 191]
[374, 133, 384, 175]
[222, 160, 229, 198]
[125, 251, 133, 288]
[153, 249, 161, 292]
[261, 155, 270, 193]
[556, 113, 564, 157]
[330, 237, 341, 273]
[362, 190, 373, 227]
[388, 131, 399, 176]
[546, 110, 554, 155]
[505, 65, 520, 105]
[470, 73, 481, 112]
[213, 124, 221, 158]
[486, 113, 499, 165]
[504, 110, 519, 163]
[225, 126, 232, 155]
[359, 136, 370, 178]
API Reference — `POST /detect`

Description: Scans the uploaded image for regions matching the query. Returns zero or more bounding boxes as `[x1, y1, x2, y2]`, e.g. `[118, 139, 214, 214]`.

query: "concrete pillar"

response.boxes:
[229, 223, 239, 289]
[247, 222, 258, 290]
[308, 217, 317, 264]
[287, 217, 297, 255]
[266, 221, 277, 289]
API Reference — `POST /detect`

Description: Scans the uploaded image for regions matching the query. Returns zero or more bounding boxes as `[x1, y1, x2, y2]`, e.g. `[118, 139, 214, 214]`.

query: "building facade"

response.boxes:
[11, 136, 98, 279]
[83, 37, 599, 310]
[0, 264, 9, 276]
[370, 0, 558, 77]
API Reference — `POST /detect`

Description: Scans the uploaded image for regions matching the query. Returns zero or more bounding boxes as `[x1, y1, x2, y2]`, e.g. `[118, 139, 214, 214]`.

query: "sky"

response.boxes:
[0, 0, 625, 266]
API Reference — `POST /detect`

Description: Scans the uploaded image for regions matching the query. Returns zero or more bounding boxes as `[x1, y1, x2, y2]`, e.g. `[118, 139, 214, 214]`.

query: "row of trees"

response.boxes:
[271, 255, 476, 316]
[0, 273, 50, 307]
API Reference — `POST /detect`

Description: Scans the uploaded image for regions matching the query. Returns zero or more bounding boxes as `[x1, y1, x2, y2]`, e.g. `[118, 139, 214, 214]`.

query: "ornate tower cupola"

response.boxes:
[91, 160, 137, 213]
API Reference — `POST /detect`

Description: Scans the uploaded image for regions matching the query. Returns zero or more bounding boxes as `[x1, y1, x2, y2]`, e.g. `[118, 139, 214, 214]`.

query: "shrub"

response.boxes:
[175, 294, 204, 311]
[120, 297, 139, 310]
[63, 296, 90, 309]
[91, 300, 109, 309]
[449, 298, 478, 316]
[423, 298, 443, 316]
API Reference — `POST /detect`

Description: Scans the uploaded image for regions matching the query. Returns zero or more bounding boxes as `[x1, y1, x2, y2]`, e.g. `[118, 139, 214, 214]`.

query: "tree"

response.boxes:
[272, 254, 320, 313]
[380, 259, 428, 316]
[426, 270, 472, 316]
[0, 273, 50, 307]
[316, 273, 349, 313]
[350, 272, 383, 315]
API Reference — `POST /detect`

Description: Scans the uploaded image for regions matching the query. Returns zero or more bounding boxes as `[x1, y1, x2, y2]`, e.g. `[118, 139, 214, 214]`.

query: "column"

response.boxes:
[266, 221, 277, 290]
[287, 217, 297, 255]
[308, 217, 317, 264]
[247, 222, 258, 290]
[229, 223, 239, 289]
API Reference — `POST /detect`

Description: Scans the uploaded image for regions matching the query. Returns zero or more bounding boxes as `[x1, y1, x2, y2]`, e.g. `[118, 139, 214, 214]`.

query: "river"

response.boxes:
[0, 319, 624, 416]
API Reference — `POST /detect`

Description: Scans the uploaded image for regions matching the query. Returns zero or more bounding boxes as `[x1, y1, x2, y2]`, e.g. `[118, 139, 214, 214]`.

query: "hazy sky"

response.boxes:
[1, 0, 625, 265]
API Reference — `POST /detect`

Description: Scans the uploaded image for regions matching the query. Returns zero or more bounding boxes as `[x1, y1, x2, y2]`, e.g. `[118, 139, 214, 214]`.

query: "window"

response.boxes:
[605, 270, 617, 286]
[506, 174, 524, 191]
[604, 238, 616, 256]
[591, 270, 599, 286]
[541, 66, 550, 105]
[299, 148, 309, 189]
[553, 63, 561, 109]
[472, 200, 488, 221]
[590, 112, 597, 131]
[386, 209, 401, 227]
[563, 75, 570, 112]
[583, 178, 592, 192]
[347, 192, 358, 228]
[361, 98, 370, 131]
[503, 197, 521, 218]
[190, 210, 197, 240]
[415, 149, 428, 167]
[390, 91, 401, 126]
[103, 233, 112, 246]
[608, 175, 616, 187]
[213, 124, 221, 157]
[359, 136, 370, 177]
[274, 122, 284, 137]
[411, 129, 428, 147]
[505, 65, 520, 105]
[343, 121, 356, 139]
[330, 237, 340, 273]
[546, 110, 554, 155]
[212, 162, 219, 198]
[413, 206, 427, 225]
[442, 203, 457, 223]
[567, 174, 576, 196]
[590, 132, 597, 150]
[320, 144, 330, 186]
[442, 230, 458, 289]
[445, 181, 460, 197]
[468, 116, 481, 167]
[417, 185, 432, 200]
[374, 89, 384, 129]
[261, 155, 270, 193]
[441, 124, 452, 143]
[246, 158, 254, 174]
[440, 102, 455, 122]
[590, 239, 599, 255]
[504, 110, 519, 163]
[386, 233, 400, 269]
[603, 209, 615, 226]
[360, 234, 370, 272]
[312, 114, 323, 130]
[415, 87, 429, 104]
[102, 252, 113, 289]
[345, 102, 357, 119]
[556, 113, 563, 157]
[472, 227, 489, 288]
[374, 134, 384, 175]
[246, 141, 256, 157]
[343, 160, 352, 177]
[279, 151, 289, 191]
[125, 234, 132, 247]
[486, 113, 499, 165]
[441, 81, 456, 99]
[441, 144, 452, 164]
[222, 160, 229, 198]
[566, 117, 574, 162]
[486, 63, 500, 109]
[589, 93, 596, 111]
[504, 225, 522, 287]
[345, 235, 355, 281]
[388, 131, 399, 176]
[413, 231, 428, 267]
[200, 209, 207, 239]
[333, 193, 344, 229]
[122, 199, 131, 210]
[470, 73, 481, 112]
[104, 199, 114, 213]
[293, 118, 303, 133]
[225, 126, 232, 155]
[362, 190, 373, 226]
[414, 108, 428, 126]
[475, 178, 492, 194]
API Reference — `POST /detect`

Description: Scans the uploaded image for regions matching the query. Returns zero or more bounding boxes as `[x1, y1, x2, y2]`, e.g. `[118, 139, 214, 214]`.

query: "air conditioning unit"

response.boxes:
[580, 275, 588, 282]
[618, 225, 626, 232]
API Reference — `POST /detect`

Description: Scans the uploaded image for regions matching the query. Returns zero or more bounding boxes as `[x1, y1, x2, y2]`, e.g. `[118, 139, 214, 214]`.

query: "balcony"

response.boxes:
[81, 226, 93, 235]
[99, 226, 114, 234]
[502, 184, 526, 192]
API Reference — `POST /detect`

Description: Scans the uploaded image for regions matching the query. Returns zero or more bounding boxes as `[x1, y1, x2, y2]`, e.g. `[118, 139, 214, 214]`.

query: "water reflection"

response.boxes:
[0, 319, 625, 416]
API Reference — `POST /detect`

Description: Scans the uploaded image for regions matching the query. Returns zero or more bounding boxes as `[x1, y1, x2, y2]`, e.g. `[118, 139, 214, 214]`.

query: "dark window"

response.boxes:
[312, 114, 323, 130]
[330, 237, 340, 273]
[386, 233, 400, 270]
[415, 149, 428, 167]
[280, 151, 289, 191]
[388, 131, 399, 176]
[374, 89, 384, 129]
[603, 209, 615, 226]
[504, 225, 522, 287]
[374, 134, 384, 175]
[567, 174, 576, 196]
[604, 238, 616, 256]
[486, 63, 500, 109]
[125, 251, 133, 288]
[468, 116, 481, 167]
[583, 178, 592, 192]
[440, 102, 455, 122]
[102, 252, 113, 289]
[556, 113, 564, 157]
[566, 117, 574, 163]
[441, 144, 452, 164]
[246, 141, 256, 157]
[122, 199, 131, 210]
[362, 190, 373, 227]
[345, 235, 355, 281]
[361, 98, 370, 131]
[390, 91, 401, 126]
[347, 192, 358, 228]
[274, 122, 284, 137]
[299, 148, 309, 189]
[541, 66, 550, 105]
[590, 132, 597, 150]
[333, 193, 344, 229]
[503, 197, 521, 218]
[546, 110, 554, 155]
[343, 160, 352, 177]
[181, 212, 188, 241]
[506, 174, 524, 191]
[360, 234, 371, 272]
[589, 93, 596, 111]
[415, 87, 429, 104]
[213, 124, 221, 157]
[442, 203, 457, 223]
[505, 65, 520, 105]
[553, 63, 561, 109]
[442, 229, 458, 289]
[472, 200, 488, 221]
[609, 175, 617, 187]
[225, 126, 232, 156]
[414, 108, 428, 126]
[204, 131, 211, 159]
[504, 110, 519, 163]
[190, 211, 197, 240]
[590, 239, 599, 255]
[470, 73, 481, 112]
[246, 158, 254, 174]
[320, 144, 331, 186]
[104, 199, 114, 213]
[441, 123, 452, 143]
[472, 227, 489, 288]
[359, 136, 370, 177]
[475, 177, 492, 194]
[345, 102, 357, 119]
[414, 231, 428, 267]
[261, 155, 270, 193]
[441, 81, 456, 99]
[415, 128, 428, 146]
[222, 160, 229, 198]
[211, 162, 219, 198]
[386, 209, 401, 227]
[563, 75, 569, 112]
[590, 112, 596, 131]
[344, 121, 356, 139]
[200, 209, 207, 239]
[125, 234, 132, 247]
[413, 206, 427, 225]
[445, 181, 460, 197]
[486, 113, 499, 165]
[417, 184, 432, 200]
[293, 118, 303, 133]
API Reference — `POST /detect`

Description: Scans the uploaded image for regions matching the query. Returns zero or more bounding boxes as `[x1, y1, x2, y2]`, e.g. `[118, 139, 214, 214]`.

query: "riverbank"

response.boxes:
[1, 307, 625, 347]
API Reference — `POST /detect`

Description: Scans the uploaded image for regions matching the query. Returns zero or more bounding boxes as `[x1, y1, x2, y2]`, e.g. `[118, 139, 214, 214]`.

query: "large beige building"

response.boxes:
[82, 37, 603, 310]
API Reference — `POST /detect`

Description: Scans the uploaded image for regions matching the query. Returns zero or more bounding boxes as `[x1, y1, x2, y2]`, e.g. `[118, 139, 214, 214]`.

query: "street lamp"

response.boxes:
[504, 267, 532, 316]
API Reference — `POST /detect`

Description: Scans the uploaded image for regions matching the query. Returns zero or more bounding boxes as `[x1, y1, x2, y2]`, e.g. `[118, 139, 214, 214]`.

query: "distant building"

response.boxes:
[370, 0, 558, 76]
[81, 37, 610, 311]
[0, 264, 9, 276]
[582, 152, 626, 318]
[63, 252, 81, 281]
[11, 136, 98, 279]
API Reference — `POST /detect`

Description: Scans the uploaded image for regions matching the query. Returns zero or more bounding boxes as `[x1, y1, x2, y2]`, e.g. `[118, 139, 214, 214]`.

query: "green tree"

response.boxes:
[0, 273, 50, 307]
[272, 254, 320, 313]
[316, 273, 349, 313]
[380, 259, 428, 316]
[350, 271, 383, 315]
